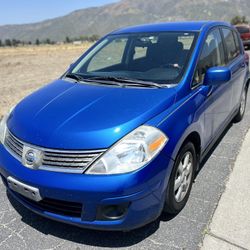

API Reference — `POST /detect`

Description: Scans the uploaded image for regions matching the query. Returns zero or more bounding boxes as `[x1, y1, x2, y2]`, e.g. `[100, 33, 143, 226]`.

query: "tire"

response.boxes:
[234, 87, 248, 123]
[163, 142, 196, 214]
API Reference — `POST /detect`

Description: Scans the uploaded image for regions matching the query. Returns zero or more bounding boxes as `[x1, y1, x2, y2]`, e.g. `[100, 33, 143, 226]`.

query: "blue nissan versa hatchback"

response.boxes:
[0, 21, 249, 231]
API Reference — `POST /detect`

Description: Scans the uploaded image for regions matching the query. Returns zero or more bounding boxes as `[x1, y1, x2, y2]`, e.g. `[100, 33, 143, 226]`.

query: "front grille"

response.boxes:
[4, 131, 24, 158]
[42, 151, 100, 170]
[4, 130, 105, 173]
[15, 192, 83, 217]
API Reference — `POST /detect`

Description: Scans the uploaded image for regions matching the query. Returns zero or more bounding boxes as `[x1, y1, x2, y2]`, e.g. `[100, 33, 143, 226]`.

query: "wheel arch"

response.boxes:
[182, 132, 201, 158]
[172, 131, 202, 171]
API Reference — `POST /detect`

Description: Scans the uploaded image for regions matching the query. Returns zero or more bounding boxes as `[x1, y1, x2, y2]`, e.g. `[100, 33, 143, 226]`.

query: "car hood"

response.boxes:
[8, 79, 176, 149]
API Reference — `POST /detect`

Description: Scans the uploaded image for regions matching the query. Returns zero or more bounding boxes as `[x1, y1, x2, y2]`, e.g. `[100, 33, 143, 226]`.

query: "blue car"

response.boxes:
[0, 21, 249, 231]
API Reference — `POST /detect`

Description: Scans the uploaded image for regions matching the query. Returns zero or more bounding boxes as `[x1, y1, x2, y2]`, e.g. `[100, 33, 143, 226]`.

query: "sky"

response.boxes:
[0, 0, 119, 25]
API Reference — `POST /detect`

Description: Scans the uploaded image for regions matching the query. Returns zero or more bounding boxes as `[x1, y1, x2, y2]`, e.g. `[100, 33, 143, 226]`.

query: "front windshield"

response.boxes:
[71, 31, 198, 84]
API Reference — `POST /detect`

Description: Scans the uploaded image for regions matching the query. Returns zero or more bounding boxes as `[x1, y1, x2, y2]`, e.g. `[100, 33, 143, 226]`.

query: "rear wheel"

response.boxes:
[163, 142, 196, 214]
[234, 87, 247, 123]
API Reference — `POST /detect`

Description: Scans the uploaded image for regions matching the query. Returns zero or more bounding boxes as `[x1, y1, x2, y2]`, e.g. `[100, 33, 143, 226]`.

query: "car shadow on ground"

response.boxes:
[6, 122, 233, 248]
[197, 122, 233, 174]
[7, 192, 176, 247]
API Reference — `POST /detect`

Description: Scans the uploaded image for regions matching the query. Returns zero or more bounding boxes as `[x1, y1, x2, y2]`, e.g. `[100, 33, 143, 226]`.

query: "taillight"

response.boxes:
[241, 33, 250, 40]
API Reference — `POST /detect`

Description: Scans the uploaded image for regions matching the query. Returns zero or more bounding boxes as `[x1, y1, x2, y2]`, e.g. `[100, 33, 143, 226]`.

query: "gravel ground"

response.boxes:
[0, 46, 249, 250]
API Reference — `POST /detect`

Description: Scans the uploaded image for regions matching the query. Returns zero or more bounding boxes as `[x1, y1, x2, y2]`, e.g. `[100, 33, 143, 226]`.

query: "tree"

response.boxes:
[5, 39, 12, 46]
[12, 39, 18, 47]
[35, 39, 40, 45]
[0, 40, 2, 47]
[242, 16, 248, 24]
[45, 38, 51, 44]
[65, 36, 71, 43]
[88, 34, 100, 42]
[231, 16, 248, 25]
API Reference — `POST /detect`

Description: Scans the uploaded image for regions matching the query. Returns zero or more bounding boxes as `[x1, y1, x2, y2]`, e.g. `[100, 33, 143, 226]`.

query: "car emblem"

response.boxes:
[25, 150, 35, 164]
[22, 146, 43, 169]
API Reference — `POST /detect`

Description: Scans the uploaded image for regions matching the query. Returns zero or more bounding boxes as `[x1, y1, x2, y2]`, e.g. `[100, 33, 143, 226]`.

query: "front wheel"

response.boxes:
[234, 87, 248, 123]
[163, 142, 196, 214]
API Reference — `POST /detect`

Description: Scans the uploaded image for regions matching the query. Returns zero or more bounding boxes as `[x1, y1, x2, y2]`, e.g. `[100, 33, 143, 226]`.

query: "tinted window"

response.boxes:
[193, 29, 225, 86]
[133, 46, 148, 60]
[236, 26, 250, 34]
[233, 31, 241, 55]
[222, 28, 239, 62]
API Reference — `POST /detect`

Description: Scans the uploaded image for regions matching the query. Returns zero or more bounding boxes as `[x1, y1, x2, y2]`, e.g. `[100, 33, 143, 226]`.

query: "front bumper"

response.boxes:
[0, 143, 173, 231]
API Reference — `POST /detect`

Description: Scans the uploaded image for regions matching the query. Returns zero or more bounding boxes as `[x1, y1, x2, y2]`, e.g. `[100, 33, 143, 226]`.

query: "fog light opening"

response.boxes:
[98, 203, 130, 220]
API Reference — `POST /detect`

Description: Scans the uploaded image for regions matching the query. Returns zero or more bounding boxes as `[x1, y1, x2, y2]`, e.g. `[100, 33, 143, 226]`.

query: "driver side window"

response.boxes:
[192, 29, 225, 87]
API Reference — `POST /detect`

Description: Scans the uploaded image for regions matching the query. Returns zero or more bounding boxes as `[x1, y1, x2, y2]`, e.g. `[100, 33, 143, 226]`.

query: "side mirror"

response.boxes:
[204, 67, 231, 86]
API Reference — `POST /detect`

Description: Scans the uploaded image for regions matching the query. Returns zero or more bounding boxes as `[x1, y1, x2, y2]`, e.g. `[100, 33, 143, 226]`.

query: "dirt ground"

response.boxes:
[0, 43, 92, 117]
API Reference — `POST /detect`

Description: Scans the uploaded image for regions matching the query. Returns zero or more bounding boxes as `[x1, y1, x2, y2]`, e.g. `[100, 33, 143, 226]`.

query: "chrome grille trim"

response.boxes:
[4, 130, 105, 174]
[4, 132, 24, 158]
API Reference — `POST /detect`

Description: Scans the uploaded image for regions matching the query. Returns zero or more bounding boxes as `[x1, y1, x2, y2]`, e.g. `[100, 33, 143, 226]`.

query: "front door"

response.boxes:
[193, 28, 232, 148]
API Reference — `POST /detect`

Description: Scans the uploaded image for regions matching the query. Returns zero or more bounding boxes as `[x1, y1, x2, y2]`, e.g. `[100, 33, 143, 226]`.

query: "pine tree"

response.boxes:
[65, 36, 71, 43]
[5, 39, 12, 46]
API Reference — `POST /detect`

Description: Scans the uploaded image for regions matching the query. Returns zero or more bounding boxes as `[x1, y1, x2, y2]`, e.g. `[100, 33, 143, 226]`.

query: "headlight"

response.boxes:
[85, 125, 168, 175]
[0, 107, 14, 144]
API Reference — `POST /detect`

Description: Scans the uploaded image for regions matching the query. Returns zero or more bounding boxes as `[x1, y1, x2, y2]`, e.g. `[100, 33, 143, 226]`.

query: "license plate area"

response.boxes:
[7, 176, 42, 202]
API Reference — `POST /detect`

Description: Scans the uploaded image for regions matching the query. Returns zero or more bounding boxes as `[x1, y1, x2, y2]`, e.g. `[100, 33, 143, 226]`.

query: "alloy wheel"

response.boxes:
[240, 89, 247, 116]
[174, 151, 193, 203]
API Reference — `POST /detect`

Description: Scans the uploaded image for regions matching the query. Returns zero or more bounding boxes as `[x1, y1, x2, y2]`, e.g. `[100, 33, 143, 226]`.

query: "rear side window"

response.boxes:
[222, 28, 239, 62]
[193, 29, 225, 86]
[233, 31, 241, 55]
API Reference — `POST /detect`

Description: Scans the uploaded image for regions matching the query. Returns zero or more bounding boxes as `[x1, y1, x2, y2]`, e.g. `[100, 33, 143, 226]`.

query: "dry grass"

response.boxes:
[0, 43, 92, 117]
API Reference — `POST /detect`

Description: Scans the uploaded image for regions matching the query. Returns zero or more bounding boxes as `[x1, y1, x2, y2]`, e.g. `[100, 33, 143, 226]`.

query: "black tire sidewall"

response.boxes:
[234, 87, 248, 123]
[164, 142, 196, 214]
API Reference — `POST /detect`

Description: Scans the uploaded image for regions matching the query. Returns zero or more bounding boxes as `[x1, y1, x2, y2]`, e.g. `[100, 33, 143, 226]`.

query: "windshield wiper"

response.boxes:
[64, 74, 124, 87]
[64, 73, 83, 82]
[64, 74, 168, 88]
[82, 76, 124, 87]
[88, 76, 166, 88]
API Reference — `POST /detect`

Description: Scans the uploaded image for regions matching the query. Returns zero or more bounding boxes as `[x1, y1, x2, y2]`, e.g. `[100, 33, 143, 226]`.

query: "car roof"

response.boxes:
[111, 21, 231, 34]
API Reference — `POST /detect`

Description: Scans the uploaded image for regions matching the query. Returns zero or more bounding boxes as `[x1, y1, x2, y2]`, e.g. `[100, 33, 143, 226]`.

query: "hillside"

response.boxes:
[0, 0, 250, 42]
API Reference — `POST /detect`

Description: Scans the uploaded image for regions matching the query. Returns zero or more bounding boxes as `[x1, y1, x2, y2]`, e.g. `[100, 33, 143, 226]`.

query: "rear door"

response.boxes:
[221, 28, 247, 112]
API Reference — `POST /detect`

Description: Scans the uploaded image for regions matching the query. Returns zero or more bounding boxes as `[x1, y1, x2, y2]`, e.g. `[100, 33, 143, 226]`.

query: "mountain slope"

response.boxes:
[0, 0, 249, 42]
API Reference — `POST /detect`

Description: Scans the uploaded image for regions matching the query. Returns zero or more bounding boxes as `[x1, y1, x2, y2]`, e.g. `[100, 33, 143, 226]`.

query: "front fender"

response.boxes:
[147, 88, 206, 161]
